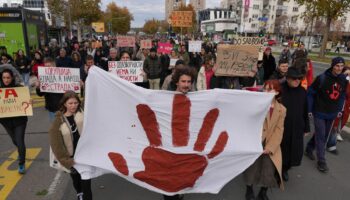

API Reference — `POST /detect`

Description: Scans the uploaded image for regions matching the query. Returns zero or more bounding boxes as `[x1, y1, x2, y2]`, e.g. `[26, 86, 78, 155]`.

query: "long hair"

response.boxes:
[0, 68, 16, 87]
[59, 91, 82, 113]
[264, 79, 282, 102]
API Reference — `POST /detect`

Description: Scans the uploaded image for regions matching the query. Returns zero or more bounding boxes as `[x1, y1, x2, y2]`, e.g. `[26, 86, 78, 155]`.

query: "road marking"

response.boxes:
[47, 170, 63, 196]
[0, 148, 41, 200]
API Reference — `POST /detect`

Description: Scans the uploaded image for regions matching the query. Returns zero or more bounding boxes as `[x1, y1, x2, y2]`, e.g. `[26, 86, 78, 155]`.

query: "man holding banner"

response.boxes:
[0, 69, 32, 174]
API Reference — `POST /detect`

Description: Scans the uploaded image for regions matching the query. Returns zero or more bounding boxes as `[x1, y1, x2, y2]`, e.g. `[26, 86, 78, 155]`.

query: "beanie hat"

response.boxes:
[332, 57, 345, 67]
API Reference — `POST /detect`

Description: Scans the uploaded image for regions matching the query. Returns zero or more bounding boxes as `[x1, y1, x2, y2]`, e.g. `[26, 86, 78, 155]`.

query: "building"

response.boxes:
[165, 0, 185, 20]
[0, 0, 52, 26]
[222, 0, 279, 34]
[275, 0, 306, 36]
[199, 8, 238, 40]
[189, 0, 206, 12]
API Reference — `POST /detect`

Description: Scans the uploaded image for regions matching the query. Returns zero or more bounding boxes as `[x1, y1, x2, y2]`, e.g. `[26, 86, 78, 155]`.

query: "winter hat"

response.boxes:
[332, 57, 345, 67]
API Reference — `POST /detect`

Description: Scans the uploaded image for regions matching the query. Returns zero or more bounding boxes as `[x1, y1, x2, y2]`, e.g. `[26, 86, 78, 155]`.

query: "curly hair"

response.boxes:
[171, 66, 196, 84]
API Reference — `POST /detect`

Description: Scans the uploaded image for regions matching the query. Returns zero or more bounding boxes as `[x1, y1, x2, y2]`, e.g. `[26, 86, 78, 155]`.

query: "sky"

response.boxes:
[101, 0, 221, 28]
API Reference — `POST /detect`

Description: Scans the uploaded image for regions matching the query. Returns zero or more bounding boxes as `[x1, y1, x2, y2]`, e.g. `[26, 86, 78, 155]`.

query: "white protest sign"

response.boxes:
[108, 61, 144, 83]
[189, 41, 202, 52]
[38, 67, 81, 93]
[170, 59, 178, 67]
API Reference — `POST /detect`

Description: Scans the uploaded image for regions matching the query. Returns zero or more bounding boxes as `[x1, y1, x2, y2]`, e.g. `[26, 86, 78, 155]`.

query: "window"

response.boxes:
[224, 11, 227, 18]
[251, 24, 257, 28]
[252, 14, 259, 19]
[271, 15, 274, 19]
[293, 7, 298, 12]
[253, 5, 259, 10]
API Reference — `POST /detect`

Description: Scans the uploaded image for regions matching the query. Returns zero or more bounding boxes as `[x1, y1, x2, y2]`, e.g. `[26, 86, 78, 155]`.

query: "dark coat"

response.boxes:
[36, 88, 64, 112]
[143, 55, 161, 79]
[262, 54, 276, 81]
[56, 56, 73, 68]
[280, 82, 310, 169]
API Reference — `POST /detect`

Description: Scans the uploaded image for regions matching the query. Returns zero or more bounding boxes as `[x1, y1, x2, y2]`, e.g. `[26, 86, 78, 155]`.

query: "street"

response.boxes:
[1, 63, 350, 200]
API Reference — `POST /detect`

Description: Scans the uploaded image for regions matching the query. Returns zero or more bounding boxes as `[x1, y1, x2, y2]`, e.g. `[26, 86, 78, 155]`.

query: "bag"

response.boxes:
[49, 147, 71, 173]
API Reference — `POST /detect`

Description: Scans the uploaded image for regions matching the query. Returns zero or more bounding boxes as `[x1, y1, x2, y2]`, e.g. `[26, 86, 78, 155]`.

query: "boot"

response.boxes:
[257, 187, 269, 200]
[245, 185, 255, 200]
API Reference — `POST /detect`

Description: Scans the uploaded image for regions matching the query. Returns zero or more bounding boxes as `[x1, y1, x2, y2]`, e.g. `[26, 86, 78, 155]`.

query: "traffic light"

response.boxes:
[258, 30, 265, 37]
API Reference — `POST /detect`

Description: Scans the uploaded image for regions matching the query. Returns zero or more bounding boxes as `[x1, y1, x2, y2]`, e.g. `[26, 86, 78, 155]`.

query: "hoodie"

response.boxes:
[307, 67, 347, 119]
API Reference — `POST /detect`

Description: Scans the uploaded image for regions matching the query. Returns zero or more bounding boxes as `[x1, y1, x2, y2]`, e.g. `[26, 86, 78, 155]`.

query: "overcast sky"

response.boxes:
[101, 0, 221, 27]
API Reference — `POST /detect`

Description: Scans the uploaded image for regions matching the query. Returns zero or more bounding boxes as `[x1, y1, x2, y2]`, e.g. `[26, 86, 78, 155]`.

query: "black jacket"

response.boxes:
[262, 54, 276, 81]
[36, 88, 64, 112]
[15, 56, 31, 74]
[56, 56, 73, 68]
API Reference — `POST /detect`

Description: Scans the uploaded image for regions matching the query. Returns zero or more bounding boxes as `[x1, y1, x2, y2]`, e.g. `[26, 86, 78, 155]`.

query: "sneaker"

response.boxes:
[337, 133, 344, 142]
[327, 149, 339, 155]
[305, 150, 315, 160]
[77, 193, 83, 200]
[317, 162, 329, 173]
[18, 164, 25, 174]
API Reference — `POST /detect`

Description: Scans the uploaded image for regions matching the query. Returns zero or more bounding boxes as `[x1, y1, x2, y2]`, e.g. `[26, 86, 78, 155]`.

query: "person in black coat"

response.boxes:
[280, 67, 310, 181]
[56, 48, 73, 68]
[262, 47, 276, 81]
[0, 69, 28, 174]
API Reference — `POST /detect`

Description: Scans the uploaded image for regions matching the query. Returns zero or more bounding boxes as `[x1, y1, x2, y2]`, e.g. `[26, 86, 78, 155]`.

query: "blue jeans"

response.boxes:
[306, 117, 333, 163]
[327, 129, 337, 151]
[22, 72, 30, 86]
[49, 112, 56, 122]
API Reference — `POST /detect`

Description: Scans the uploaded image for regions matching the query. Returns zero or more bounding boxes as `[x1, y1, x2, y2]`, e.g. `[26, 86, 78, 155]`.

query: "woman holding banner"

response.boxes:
[0, 69, 28, 174]
[244, 80, 286, 200]
[49, 91, 92, 200]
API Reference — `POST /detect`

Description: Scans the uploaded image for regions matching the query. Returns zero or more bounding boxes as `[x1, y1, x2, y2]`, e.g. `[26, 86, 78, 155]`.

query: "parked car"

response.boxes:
[311, 43, 321, 48]
[267, 39, 277, 46]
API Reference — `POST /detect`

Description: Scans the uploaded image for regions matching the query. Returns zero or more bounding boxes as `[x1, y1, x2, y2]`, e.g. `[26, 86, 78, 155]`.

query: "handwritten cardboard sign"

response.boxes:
[117, 36, 136, 47]
[0, 87, 33, 118]
[108, 61, 144, 83]
[171, 11, 193, 27]
[215, 45, 259, 77]
[232, 37, 265, 46]
[157, 42, 173, 54]
[189, 41, 202, 52]
[140, 40, 152, 49]
[38, 67, 81, 93]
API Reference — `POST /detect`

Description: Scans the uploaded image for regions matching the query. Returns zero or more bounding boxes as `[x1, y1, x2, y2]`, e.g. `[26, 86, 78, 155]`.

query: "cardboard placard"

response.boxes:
[140, 40, 152, 49]
[117, 36, 136, 47]
[171, 11, 193, 27]
[157, 43, 173, 54]
[91, 22, 105, 33]
[38, 67, 81, 93]
[189, 41, 202, 52]
[0, 87, 33, 118]
[108, 61, 144, 83]
[231, 37, 265, 46]
[215, 45, 259, 77]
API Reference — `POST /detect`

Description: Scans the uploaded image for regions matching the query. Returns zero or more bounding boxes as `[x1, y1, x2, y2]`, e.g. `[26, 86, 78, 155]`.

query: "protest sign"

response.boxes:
[157, 43, 173, 54]
[171, 11, 193, 27]
[91, 22, 105, 33]
[0, 87, 33, 118]
[189, 41, 202, 52]
[117, 36, 136, 47]
[215, 45, 259, 77]
[38, 67, 81, 93]
[140, 40, 152, 49]
[231, 37, 265, 46]
[169, 59, 178, 67]
[108, 61, 144, 83]
[74, 67, 274, 195]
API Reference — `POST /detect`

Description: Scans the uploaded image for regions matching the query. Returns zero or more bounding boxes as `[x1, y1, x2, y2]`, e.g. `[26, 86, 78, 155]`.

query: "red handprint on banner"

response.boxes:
[108, 94, 229, 192]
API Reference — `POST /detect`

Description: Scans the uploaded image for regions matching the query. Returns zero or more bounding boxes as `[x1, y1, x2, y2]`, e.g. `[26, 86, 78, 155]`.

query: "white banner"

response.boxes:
[38, 67, 81, 93]
[108, 61, 144, 83]
[74, 67, 274, 195]
[188, 41, 202, 52]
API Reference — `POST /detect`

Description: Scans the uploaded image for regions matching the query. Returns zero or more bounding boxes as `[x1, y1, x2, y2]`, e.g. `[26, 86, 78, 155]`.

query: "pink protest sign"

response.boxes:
[117, 36, 136, 47]
[157, 43, 173, 54]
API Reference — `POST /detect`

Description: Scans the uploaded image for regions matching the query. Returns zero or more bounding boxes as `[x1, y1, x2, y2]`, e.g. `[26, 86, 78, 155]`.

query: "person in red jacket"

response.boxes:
[31, 51, 44, 77]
